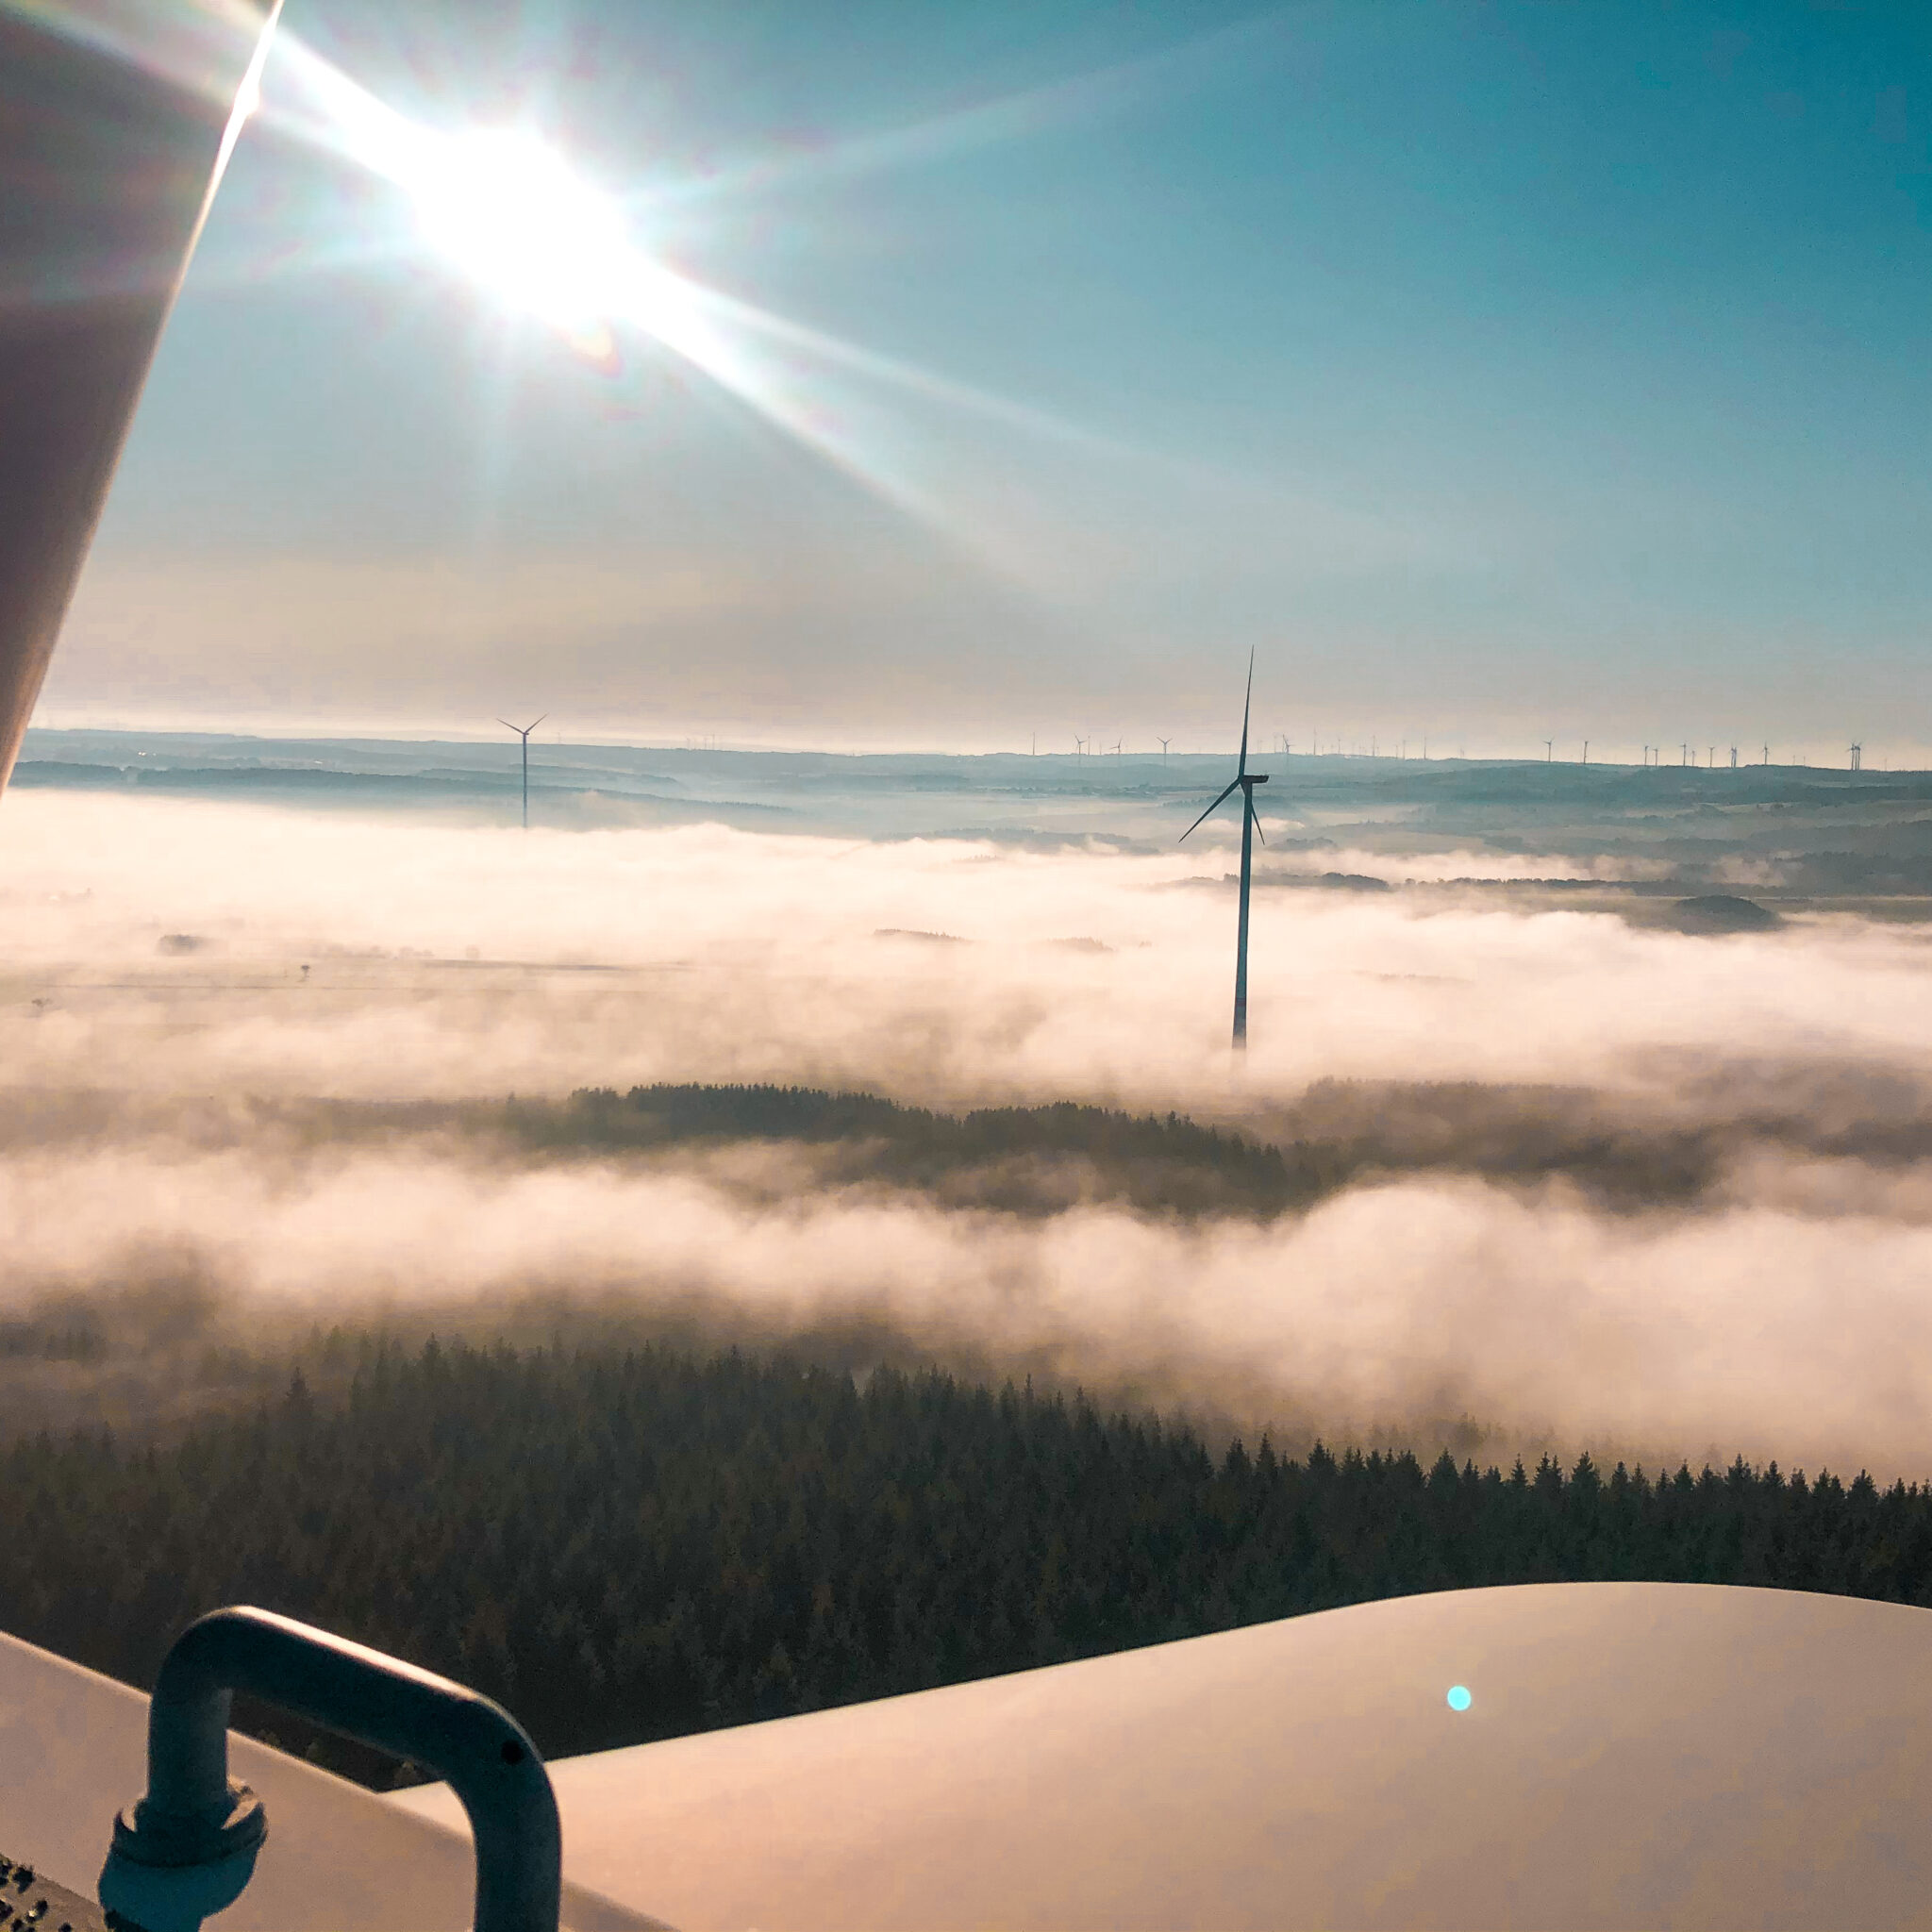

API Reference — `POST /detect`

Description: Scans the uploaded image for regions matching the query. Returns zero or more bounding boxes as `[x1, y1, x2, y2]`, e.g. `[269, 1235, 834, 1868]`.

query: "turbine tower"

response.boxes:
[1180, 654, 1269, 1052]
[499, 714, 546, 828]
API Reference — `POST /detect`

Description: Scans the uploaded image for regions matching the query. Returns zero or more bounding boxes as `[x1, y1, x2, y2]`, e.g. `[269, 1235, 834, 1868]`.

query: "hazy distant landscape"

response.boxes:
[21, 727, 1932, 892]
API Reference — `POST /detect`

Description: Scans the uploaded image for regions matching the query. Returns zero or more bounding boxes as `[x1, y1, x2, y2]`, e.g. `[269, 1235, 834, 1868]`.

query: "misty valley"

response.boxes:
[8, 742, 1932, 1775]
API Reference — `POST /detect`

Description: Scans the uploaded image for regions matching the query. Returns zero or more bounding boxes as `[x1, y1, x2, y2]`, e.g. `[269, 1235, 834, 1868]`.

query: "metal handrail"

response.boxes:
[111, 1606, 561, 1932]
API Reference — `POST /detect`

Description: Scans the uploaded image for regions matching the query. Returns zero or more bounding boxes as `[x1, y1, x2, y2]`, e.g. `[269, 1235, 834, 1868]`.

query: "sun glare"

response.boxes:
[271, 36, 1068, 541]
[408, 129, 629, 341]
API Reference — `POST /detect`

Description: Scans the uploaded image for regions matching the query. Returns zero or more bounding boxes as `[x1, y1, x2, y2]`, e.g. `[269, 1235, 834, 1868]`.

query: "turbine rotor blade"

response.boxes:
[1179, 777, 1241, 842]
[1238, 648, 1255, 777]
[1250, 790, 1265, 846]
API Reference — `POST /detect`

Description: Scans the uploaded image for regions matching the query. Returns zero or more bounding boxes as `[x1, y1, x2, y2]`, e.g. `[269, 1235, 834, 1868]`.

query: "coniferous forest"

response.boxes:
[5, 1337, 1932, 1785]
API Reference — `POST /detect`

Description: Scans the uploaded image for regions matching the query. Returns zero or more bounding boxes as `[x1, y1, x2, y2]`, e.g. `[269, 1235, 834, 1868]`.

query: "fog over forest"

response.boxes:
[8, 733, 1932, 1478]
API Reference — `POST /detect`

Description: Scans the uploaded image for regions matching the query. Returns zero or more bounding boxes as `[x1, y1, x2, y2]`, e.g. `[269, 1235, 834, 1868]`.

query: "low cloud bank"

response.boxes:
[5, 1136, 1931, 1478]
[5, 789, 1932, 1475]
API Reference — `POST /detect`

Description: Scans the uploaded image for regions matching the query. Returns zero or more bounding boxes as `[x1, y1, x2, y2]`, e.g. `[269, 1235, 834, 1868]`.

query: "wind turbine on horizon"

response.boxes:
[499, 713, 546, 828]
[1180, 654, 1269, 1052]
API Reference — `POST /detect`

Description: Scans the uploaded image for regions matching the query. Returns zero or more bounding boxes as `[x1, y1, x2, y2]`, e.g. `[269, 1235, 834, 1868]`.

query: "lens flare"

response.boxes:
[1446, 1685, 1473, 1712]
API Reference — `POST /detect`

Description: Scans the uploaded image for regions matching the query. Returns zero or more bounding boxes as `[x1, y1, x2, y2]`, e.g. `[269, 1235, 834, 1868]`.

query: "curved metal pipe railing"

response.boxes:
[111, 1606, 560, 1932]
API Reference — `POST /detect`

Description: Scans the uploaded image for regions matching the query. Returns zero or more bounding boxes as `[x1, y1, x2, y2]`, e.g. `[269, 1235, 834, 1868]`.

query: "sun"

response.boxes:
[408, 128, 632, 344]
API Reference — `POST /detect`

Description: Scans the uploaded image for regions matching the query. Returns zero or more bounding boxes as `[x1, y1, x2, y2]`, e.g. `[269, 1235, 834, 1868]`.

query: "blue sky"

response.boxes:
[42, 0, 1932, 757]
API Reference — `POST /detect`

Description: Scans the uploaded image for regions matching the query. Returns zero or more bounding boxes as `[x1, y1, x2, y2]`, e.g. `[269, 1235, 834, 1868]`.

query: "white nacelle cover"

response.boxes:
[397, 1580, 1932, 1929]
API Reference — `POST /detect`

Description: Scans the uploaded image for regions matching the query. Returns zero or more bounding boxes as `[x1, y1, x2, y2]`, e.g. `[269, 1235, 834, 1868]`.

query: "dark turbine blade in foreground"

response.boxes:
[1181, 653, 1269, 1050]
[0, 2, 281, 797]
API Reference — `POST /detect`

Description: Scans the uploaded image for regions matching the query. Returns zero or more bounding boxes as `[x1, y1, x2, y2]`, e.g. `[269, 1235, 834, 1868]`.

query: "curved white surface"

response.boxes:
[395, 1582, 1932, 1929]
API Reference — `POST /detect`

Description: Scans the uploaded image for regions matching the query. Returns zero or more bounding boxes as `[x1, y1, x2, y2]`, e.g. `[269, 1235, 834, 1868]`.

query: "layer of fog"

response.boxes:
[10, 791, 1932, 1108]
[7, 789, 1932, 1475]
[8, 1136, 1932, 1477]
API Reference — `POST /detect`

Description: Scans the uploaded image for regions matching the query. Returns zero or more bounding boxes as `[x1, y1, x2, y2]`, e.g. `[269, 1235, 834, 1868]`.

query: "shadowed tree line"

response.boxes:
[507, 1083, 1319, 1217]
[16, 1078, 1932, 1226]
[506, 1079, 1932, 1218]
[4, 1337, 1931, 1785]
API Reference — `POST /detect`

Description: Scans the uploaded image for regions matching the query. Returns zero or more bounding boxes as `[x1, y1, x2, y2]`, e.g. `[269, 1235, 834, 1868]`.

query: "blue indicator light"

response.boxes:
[1446, 1685, 1472, 1712]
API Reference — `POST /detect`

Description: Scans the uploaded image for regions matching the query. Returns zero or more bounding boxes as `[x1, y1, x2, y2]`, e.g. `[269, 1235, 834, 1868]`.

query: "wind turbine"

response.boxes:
[498, 714, 546, 828]
[1180, 655, 1269, 1052]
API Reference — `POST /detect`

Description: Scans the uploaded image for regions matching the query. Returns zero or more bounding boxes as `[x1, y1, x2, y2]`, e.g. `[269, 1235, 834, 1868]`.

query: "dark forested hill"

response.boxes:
[506, 1084, 1316, 1217]
[4, 1337, 1931, 1786]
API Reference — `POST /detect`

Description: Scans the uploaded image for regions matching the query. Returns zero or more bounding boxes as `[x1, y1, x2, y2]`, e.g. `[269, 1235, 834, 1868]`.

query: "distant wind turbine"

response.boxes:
[1180, 654, 1269, 1053]
[1158, 737, 1171, 760]
[1544, 740, 1553, 763]
[498, 714, 546, 829]
[1850, 743, 1863, 772]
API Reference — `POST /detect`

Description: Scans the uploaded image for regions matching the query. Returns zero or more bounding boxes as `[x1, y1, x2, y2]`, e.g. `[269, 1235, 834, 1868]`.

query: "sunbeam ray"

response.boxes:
[644, 8, 1304, 211]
